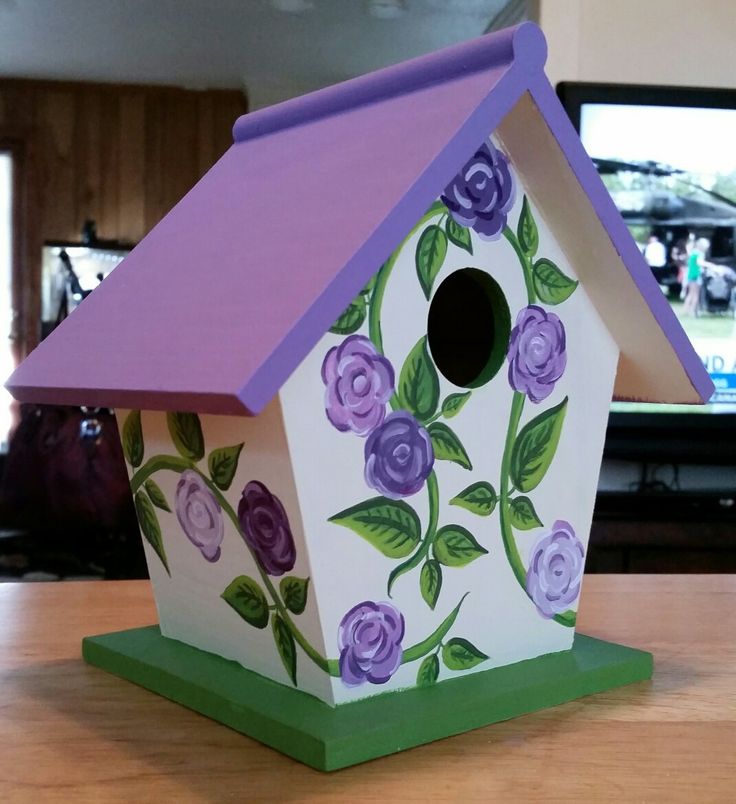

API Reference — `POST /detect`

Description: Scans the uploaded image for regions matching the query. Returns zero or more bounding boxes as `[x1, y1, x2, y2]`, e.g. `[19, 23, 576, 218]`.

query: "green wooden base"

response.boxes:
[82, 627, 652, 771]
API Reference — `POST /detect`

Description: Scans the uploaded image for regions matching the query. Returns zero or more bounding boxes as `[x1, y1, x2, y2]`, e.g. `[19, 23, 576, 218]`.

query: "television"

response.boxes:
[557, 82, 736, 465]
[41, 228, 131, 339]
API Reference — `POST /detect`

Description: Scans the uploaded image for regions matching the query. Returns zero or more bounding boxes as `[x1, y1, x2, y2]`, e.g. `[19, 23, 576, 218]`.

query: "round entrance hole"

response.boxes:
[427, 267, 511, 388]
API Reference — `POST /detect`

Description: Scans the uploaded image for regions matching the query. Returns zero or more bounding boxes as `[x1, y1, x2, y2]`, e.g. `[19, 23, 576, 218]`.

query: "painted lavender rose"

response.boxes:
[175, 470, 224, 562]
[364, 411, 434, 499]
[338, 601, 405, 687]
[441, 141, 515, 240]
[238, 481, 296, 576]
[526, 520, 585, 618]
[322, 335, 395, 437]
[507, 305, 567, 403]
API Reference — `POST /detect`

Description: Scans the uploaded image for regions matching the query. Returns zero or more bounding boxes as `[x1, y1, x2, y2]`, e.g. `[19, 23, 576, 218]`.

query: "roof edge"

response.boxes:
[232, 22, 546, 145]
[6, 383, 251, 417]
[525, 76, 714, 405]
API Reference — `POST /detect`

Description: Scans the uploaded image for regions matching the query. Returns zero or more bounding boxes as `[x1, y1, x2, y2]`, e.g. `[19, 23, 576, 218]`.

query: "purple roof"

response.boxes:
[8, 23, 713, 414]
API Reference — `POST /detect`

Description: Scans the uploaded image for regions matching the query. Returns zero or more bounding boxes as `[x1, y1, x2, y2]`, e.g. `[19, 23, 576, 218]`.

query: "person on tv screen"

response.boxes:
[682, 237, 713, 315]
[644, 234, 667, 269]
[671, 235, 691, 299]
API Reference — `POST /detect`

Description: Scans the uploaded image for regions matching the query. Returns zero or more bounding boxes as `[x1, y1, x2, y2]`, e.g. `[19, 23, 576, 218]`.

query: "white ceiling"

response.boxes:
[0, 0, 521, 108]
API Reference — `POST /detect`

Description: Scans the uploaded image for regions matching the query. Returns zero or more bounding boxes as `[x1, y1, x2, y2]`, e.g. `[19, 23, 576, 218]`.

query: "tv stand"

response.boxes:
[589, 489, 736, 573]
[595, 489, 736, 522]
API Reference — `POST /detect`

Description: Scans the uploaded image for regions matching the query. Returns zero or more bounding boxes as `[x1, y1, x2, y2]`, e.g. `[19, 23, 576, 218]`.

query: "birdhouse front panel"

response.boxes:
[278, 137, 621, 705]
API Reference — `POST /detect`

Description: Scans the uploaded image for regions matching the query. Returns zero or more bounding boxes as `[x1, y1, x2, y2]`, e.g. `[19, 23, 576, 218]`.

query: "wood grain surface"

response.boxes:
[0, 79, 247, 359]
[0, 576, 734, 802]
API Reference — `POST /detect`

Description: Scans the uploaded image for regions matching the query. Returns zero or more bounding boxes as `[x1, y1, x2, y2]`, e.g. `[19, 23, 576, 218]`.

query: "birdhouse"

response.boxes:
[8, 23, 712, 771]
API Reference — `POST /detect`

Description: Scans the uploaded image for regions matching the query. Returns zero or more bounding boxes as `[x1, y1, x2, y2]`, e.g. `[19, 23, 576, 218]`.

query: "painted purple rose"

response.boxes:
[441, 141, 515, 241]
[238, 481, 296, 576]
[338, 601, 405, 687]
[322, 335, 395, 437]
[526, 520, 585, 618]
[507, 305, 567, 403]
[364, 411, 434, 499]
[175, 470, 224, 562]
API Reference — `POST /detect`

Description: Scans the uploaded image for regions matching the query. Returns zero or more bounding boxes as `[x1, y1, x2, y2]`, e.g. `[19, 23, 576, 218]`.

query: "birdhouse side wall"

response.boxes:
[278, 136, 620, 705]
[116, 401, 335, 704]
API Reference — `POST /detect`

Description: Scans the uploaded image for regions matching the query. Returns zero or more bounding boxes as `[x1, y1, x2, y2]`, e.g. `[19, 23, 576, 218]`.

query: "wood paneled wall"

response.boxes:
[0, 79, 247, 357]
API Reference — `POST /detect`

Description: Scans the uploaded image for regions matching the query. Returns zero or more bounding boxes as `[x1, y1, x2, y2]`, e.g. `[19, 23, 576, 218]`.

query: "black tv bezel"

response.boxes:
[556, 80, 736, 465]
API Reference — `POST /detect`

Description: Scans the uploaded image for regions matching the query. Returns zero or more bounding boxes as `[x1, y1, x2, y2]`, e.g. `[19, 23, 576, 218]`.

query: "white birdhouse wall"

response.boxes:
[279, 136, 620, 705]
[115, 400, 335, 705]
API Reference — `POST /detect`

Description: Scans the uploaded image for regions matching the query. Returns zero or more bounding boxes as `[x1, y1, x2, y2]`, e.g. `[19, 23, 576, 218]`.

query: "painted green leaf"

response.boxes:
[329, 293, 366, 335]
[167, 412, 205, 462]
[509, 496, 543, 530]
[433, 525, 488, 567]
[221, 575, 269, 629]
[420, 559, 442, 610]
[442, 637, 489, 671]
[517, 195, 539, 259]
[415, 224, 447, 300]
[208, 443, 244, 491]
[445, 217, 473, 254]
[428, 422, 472, 470]
[532, 258, 579, 305]
[450, 481, 497, 517]
[441, 391, 471, 419]
[328, 497, 421, 559]
[121, 410, 144, 468]
[398, 336, 440, 423]
[143, 479, 171, 513]
[272, 614, 297, 686]
[416, 653, 440, 687]
[134, 492, 169, 575]
[510, 397, 568, 493]
[554, 609, 577, 628]
[280, 576, 310, 615]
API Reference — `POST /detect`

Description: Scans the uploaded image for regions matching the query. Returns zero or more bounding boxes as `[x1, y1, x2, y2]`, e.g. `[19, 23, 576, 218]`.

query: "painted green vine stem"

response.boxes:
[498, 224, 536, 596]
[387, 470, 440, 594]
[498, 390, 528, 589]
[360, 199, 480, 606]
[500, 222, 577, 628]
[130, 455, 338, 675]
[401, 592, 467, 662]
[503, 225, 535, 302]
[130, 455, 191, 494]
[369, 201, 446, 363]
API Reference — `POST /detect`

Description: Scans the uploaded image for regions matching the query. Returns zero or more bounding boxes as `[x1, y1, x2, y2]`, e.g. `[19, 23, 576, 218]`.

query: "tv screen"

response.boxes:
[41, 244, 129, 339]
[558, 83, 736, 424]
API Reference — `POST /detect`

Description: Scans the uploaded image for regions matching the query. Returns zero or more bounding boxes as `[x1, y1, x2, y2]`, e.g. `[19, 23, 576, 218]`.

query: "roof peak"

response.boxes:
[232, 22, 546, 146]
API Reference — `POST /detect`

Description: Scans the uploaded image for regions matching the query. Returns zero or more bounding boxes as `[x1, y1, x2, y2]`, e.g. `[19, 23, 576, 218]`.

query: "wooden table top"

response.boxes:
[0, 576, 734, 802]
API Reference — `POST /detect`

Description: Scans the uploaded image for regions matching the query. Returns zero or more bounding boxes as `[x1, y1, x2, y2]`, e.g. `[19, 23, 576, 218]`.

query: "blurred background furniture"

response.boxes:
[0, 78, 247, 579]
